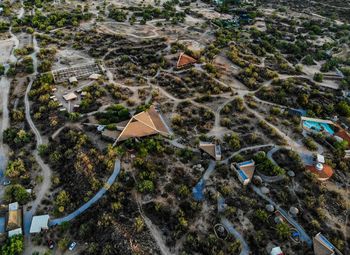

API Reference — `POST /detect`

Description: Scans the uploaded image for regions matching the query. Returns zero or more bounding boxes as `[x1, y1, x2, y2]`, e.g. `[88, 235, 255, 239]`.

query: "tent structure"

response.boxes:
[199, 142, 221, 161]
[114, 106, 171, 144]
[176, 52, 197, 68]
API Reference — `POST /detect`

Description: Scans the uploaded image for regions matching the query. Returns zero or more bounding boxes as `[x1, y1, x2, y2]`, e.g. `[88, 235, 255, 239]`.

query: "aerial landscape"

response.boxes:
[0, 0, 349, 254]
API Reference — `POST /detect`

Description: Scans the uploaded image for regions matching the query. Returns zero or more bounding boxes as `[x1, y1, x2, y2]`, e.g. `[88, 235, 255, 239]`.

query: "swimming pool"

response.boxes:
[303, 120, 335, 135]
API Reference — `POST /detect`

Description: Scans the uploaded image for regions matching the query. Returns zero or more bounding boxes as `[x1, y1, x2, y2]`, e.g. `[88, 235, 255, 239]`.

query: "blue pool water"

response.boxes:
[303, 120, 334, 135]
[238, 160, 254, 167]
[238, 170, 248, 181]
[0, 217, 5, 234]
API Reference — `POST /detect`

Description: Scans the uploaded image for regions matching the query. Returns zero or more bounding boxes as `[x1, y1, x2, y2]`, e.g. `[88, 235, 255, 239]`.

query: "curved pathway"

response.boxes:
[220, 217, 250, 255]
[23, 35, 53, 234]
[251, 185, 312, 246]
[49, 159, 121, 226]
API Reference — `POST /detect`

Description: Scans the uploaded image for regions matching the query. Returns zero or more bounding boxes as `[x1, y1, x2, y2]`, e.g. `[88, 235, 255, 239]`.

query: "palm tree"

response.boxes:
[276, 222, 291, 239]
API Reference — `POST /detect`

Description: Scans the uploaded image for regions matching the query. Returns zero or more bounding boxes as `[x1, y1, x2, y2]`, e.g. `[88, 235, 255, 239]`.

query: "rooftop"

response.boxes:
[115, 106, 171, 143]
[176, 53, 197, 68]
[313, 232, 335, 255]
[306, 163, 333, 181]
[30, 215, 49, 234]
[63, 92, 78, 101]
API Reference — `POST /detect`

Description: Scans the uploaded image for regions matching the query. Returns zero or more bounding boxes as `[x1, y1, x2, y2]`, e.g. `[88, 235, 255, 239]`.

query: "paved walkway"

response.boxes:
[221, 217, 250, 255]
[251, 185, 312, 246]
[49, 159, 121, 226]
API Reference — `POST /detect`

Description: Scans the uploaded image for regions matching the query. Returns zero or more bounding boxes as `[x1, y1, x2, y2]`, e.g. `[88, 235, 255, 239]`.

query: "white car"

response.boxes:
[69, 242, 77, 251]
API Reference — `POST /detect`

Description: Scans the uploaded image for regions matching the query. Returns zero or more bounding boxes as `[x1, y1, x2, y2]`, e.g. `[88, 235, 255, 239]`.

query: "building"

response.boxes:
[313, 233, 336, 255]
[270, 246, 284, 255]
[316, 154, 325, 164]
[231, 160, 255, 185]
[306, 163, 333, 181]
[199, 142, 222, 161]
[114, 106, 171, 145]
[6, 202, 22, 237]
[89, 73, 101, 80]
[176, 53, 197, 69]
[335, 129, 350, 147]
[63, 92, 78, 102]
[68, 76, 78, 84]
[288, 108, 307, 117]
[29, 215, 49, 234]
[345, 150, 350, 159]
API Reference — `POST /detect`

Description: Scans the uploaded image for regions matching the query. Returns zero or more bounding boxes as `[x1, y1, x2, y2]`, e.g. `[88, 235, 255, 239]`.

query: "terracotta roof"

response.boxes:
[313, 233, 335, 255]
[115, 106, 171, 143]
[306, 164, 333, 181]
[199, 142, 216, 158]
[239, 164, 255, 180]
[335, 129, 350, 146]
[176, 53, 197, 68]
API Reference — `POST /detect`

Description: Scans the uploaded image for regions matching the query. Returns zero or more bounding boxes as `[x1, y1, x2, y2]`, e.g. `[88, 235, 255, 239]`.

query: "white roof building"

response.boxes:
[270, 246, 284, 255]
[68, 76, 78, 83]
[30, 215, 49, 234]
[63, 92, 77, 101]
[316, 154, 325, 164]
[89, 73, 101, 80]
[8, 228, 22, 237]
[9, 202, 19, 211]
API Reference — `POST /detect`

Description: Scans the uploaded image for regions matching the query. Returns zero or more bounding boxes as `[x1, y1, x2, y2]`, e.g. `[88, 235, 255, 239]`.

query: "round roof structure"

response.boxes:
[289, 207, 299, 216]
[261, 187, 270, 194]
[266, 204, 275, 212]
[316, 163, 324, 171]
[287, 171, 295, 177]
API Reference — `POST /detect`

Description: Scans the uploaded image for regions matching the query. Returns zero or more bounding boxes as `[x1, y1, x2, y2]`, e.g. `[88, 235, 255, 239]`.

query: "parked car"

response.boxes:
[47, 240, 55, 249]
[2, 180, 11, 186]
[69, 242, 77, 251]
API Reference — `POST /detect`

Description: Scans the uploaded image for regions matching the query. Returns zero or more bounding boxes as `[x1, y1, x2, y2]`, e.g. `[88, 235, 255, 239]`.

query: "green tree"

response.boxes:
[55, 190, 70, 212]
[138, 180, 154, 193]
[0, 234, 24, 255]
[58, 237, 69, 251]
[336, 101, 350, 117]
[276, 222, 290, 239]
[255, 209, 268, 223]
[225, 133, 241, 150]
[5, 159, 27, 179]
[313, 72, 323, 82]
[134, 216, 144, 233]
[4, 184, 30, 204]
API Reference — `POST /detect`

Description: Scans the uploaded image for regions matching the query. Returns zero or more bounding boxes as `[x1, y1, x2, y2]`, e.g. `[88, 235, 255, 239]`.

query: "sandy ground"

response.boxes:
[0, 40, 14, 65]
[53, 49, 95, 70]
[177, 39, 205, 52]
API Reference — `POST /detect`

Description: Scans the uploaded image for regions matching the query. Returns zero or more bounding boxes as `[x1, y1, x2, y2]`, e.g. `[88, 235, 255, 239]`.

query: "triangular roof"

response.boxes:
[176, 53, 197, 68]
[239, 162, 255, 180]
[313, 233, 335, 255]
[115, 106, 171, 143]
[199, 142, 216, 158]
